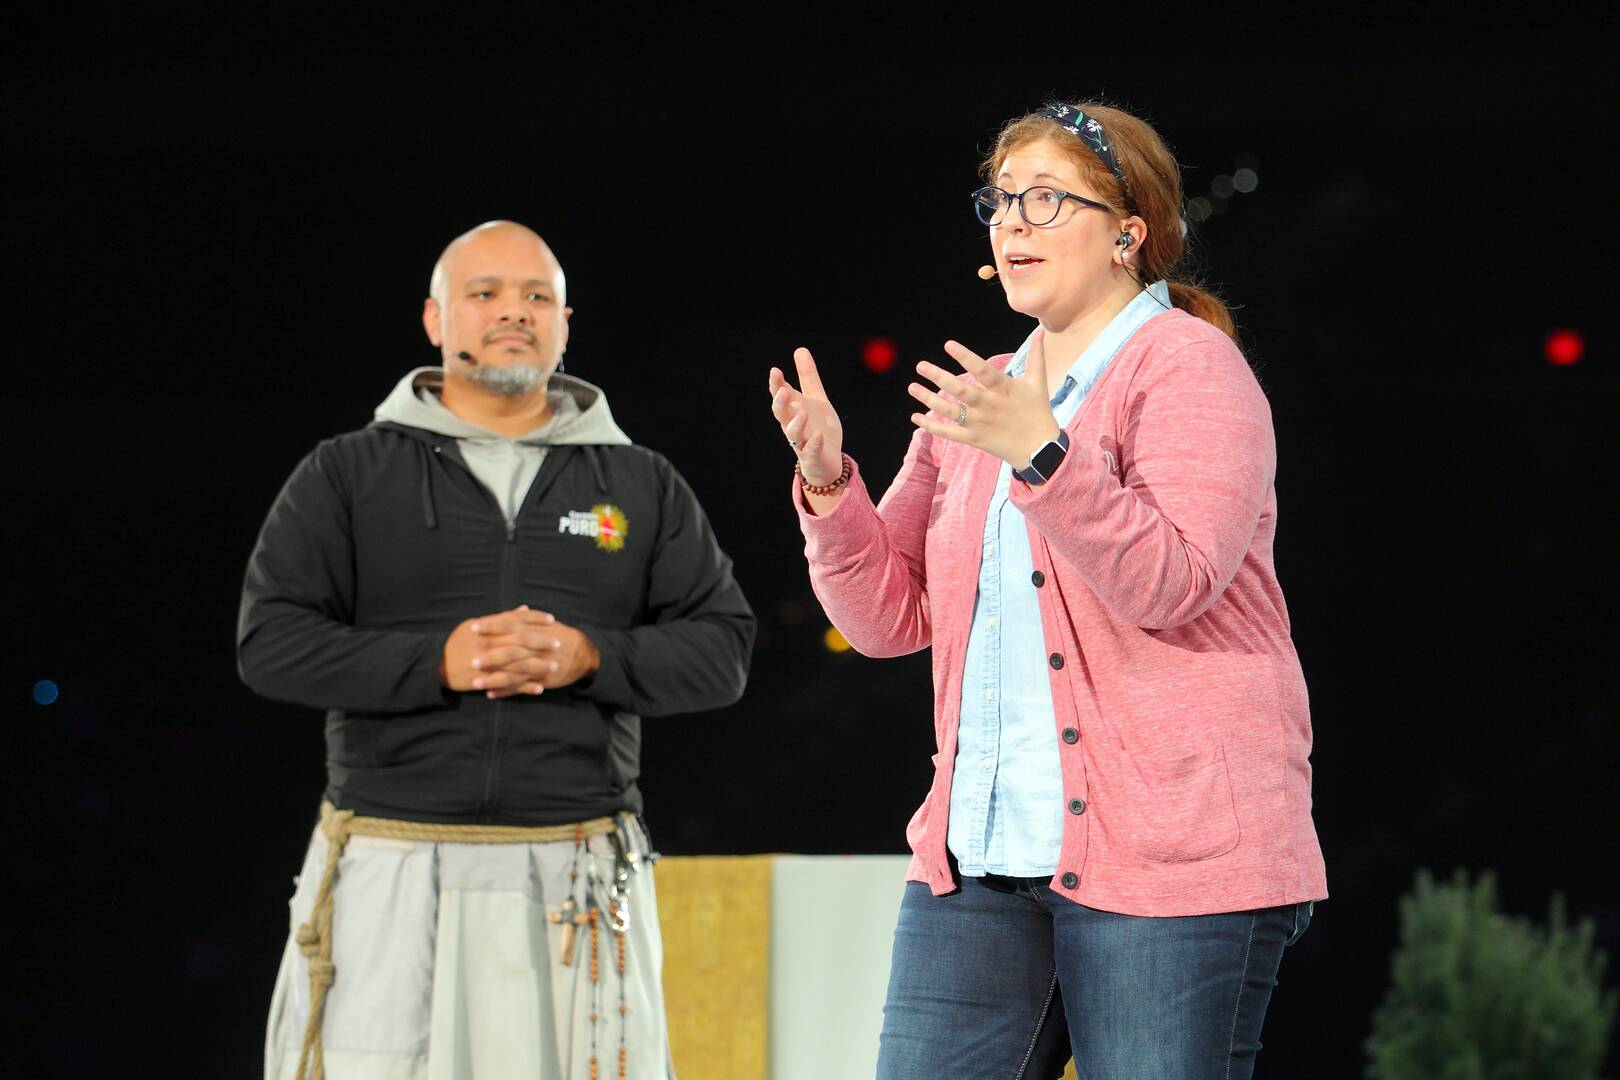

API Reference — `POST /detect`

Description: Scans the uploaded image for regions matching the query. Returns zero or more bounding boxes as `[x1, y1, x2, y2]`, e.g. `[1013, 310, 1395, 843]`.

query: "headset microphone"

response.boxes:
[456, 350, 479, 365]
[977, 265, 998, 280]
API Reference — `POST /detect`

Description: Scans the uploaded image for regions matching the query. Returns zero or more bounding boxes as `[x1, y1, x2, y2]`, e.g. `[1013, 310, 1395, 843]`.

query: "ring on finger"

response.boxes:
[955, 403, 968, 425]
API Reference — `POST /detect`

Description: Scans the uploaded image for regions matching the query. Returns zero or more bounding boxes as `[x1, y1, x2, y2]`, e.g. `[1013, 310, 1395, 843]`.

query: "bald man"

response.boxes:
[239, 221, 755, 1079]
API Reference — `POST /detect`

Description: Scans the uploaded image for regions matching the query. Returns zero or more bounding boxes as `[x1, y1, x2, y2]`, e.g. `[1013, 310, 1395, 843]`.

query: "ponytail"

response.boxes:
[1167, 281, 1235, 341]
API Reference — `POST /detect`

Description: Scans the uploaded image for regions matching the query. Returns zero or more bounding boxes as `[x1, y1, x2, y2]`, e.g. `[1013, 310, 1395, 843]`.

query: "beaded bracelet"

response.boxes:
[796, 456, 851, 496]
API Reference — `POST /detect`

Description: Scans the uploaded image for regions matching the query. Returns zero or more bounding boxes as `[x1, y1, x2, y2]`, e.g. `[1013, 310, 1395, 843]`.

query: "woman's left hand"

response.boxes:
[908, 329, 1062, 469]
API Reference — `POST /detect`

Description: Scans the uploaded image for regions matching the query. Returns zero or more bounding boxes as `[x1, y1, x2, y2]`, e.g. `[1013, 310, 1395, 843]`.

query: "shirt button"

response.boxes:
[1031, 570, 1045, 587]
[1049, 653, 1064, 670]
[1061, 727, 1079, 744]
[984, 688, 995, 700]
[1068, 798, 1087, 815]
[985, 545, 995, 557]
[1061, 872, 1079, 889]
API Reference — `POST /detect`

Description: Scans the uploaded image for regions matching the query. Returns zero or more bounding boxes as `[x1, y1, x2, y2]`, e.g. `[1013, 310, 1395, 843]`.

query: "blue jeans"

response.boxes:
[876, 876, 1312, 1079]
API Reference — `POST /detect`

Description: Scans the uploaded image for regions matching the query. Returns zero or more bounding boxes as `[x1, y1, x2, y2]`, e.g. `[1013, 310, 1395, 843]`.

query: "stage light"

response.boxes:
[1187, 197, 1212, 223]
[861, 337, 897, 373]
[1545, 329, 1584, 366]
[1233, 168, 1259, 193]
[822, 626, 852, 654]
[33, 679, 59, 705]
[1210, 174, 1235, 199]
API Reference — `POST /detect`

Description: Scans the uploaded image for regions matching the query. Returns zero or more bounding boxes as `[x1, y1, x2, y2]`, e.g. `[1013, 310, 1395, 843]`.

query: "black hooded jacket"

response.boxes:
[237, 374, 755, 825]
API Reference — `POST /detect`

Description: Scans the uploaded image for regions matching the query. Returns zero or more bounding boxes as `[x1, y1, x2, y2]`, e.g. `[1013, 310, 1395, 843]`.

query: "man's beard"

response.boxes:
[460, 362, 547, 397]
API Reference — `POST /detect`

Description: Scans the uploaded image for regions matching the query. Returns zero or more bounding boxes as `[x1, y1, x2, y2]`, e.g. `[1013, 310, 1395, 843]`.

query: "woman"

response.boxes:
[767, 102, 1327, 1079]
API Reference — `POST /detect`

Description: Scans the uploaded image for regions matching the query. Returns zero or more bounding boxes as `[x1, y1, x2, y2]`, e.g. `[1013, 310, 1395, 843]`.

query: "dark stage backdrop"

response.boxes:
[4, 17, 1618, 1078]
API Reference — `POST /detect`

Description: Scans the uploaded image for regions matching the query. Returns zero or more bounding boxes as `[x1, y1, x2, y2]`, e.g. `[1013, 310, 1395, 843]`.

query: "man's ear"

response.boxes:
[423, 297, 442, 346]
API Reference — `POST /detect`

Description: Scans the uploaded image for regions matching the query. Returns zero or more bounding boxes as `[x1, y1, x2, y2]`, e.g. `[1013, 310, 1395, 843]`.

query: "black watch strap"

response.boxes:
[1014, 429, 1070, 485]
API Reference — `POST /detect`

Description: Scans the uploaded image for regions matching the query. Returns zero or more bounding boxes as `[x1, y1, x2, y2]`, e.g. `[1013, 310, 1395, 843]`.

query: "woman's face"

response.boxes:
[988, 137, 1123, 325]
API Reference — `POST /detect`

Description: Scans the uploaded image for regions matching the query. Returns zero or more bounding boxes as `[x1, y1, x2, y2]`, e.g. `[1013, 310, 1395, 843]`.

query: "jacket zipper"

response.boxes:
[428, 439, 573, 823]
[431, 440, 524, 823]
[480, 507, 520, 821]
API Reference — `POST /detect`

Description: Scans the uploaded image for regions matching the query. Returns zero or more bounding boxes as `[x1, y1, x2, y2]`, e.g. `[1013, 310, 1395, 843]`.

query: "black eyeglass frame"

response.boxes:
[971, 184, 1113, 227]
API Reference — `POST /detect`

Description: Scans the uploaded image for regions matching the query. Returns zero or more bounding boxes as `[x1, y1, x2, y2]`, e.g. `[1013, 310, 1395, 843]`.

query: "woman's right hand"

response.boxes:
[769, 346, 844, 486]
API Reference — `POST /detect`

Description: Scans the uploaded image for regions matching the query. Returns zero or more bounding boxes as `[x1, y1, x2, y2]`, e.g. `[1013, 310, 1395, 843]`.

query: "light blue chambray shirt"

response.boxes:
[948, 282, 1172, 877]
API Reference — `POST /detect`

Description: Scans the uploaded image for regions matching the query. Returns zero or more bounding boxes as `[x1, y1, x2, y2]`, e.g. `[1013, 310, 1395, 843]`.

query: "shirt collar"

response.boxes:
[1007, 280, 1172, 406]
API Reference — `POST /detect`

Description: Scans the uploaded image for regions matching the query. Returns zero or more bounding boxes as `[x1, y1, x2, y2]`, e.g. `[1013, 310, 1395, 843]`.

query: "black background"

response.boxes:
[4, 9, 1619, 1077]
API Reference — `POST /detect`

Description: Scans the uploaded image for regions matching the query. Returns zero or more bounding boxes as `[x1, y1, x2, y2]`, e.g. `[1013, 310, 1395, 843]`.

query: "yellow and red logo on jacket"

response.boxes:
[557, 503, 628, 552]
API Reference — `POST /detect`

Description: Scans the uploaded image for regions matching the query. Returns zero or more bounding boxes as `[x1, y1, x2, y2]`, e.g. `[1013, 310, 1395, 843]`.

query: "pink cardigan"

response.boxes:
[795, 309, 1327, 917]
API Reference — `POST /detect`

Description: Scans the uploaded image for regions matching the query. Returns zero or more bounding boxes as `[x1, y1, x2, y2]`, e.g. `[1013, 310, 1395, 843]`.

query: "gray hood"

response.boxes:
[374, 367, 632, 446]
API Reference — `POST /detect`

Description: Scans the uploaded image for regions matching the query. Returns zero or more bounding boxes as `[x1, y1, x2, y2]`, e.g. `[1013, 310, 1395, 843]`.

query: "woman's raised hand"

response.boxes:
[769, 347, 845, 486]
[907, 332, 1061, 470]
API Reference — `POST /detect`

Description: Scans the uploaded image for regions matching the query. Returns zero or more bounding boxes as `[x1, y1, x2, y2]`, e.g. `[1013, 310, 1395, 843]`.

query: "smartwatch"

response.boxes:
[1013, 430, 1070, 485]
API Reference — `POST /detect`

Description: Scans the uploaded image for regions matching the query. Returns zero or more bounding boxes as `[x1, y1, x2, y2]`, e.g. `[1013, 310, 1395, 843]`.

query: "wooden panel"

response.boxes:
[657, 855, 774, 1079]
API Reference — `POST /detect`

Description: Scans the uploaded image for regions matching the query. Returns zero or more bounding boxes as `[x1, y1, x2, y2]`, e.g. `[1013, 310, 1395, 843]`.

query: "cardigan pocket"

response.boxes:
[1120, 744, 1241, 863]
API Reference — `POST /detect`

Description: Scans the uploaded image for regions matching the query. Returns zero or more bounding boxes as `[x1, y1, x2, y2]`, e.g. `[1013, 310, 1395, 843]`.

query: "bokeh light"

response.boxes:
[33, 679, 59, 705]
[861, 338, 897, 373]
[1545, 329, 1584, 366]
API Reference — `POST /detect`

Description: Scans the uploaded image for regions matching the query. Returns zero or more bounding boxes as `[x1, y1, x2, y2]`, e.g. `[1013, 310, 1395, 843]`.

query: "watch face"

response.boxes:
[1031, 439, 1066, 479]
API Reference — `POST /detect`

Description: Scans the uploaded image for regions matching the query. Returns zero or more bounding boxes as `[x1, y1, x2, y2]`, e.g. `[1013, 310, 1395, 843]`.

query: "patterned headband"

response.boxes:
[1037, 104, 1126, 191]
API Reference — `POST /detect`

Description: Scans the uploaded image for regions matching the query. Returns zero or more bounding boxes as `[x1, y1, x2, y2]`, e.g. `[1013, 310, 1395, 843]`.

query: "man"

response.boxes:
[239, 221, 754, 1079]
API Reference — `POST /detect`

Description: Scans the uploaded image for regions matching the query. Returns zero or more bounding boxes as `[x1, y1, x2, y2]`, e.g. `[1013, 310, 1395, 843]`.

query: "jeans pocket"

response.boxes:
[1284, 900, 1313, 947]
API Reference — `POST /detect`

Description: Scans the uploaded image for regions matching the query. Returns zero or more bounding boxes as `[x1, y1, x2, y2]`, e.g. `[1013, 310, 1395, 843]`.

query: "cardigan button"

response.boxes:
[1061, 727, 1079, 744]
[1049, 653, 1064, 670]
[1031, 570, 1045, 587]
[1060, 872, 1079, 889]
[1068, 798, 1087, 815]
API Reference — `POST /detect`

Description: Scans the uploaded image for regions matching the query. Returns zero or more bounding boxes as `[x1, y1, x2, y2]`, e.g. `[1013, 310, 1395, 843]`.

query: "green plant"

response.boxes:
[1366, 869, 1616, 1080]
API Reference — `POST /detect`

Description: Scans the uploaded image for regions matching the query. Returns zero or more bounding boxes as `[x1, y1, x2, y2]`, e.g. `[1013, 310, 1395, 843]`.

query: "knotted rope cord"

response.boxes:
[291, 801, 619, 1080]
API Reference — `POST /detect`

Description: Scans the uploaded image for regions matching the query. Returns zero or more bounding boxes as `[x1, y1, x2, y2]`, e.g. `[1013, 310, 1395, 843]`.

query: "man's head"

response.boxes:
[423, 221, 571, 396]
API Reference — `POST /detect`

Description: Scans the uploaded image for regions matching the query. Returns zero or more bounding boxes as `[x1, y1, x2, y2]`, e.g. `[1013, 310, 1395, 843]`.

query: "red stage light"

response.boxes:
[1544, 329, 1584, 366]
[861, 337, 898, 373]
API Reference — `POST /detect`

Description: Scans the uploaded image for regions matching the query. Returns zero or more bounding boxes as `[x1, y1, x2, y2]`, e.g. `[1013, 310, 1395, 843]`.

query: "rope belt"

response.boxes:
[293, 801, 620, 1080]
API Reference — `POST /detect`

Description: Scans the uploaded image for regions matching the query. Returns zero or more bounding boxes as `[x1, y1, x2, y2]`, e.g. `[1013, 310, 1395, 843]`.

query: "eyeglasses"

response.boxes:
[971, 185, 1112, 227]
